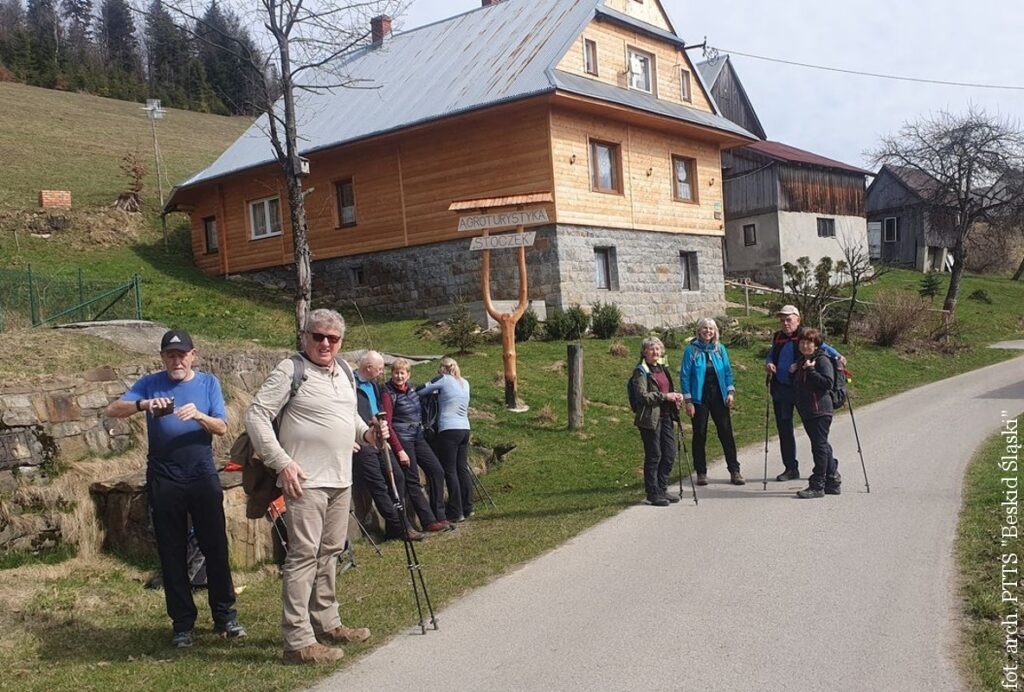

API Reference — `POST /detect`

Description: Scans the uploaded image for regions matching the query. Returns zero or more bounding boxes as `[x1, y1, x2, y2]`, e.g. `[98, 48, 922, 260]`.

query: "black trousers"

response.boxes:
[431, 429, 473, 519]
[801, 415, 838, 489]
[691, 395, 740, 474]
[353, 446, 433, 534]
[147, 472, 237, 634]
[639, 414, 676, 499]
[397, 433, 447, 523]
[772, 383, 800, 474]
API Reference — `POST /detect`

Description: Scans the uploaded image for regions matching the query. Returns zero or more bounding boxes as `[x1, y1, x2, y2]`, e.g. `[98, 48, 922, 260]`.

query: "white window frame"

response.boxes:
[249, 196, 282, 240]
[627, 47, 655, 94]
[816, 217, 836, 238]
[680, 68, 692, 102]
[583, 38, 598, 76]
[884, 216, 898, 242]
[743, 223, 756, 246]
[336, 178, 356, 227]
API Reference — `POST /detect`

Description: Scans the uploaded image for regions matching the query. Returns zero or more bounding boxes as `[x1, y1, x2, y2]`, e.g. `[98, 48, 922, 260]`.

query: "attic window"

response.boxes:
[583, 39, 598, 76]
[627, 48, 654, 94]
[680, 69, 692, 102]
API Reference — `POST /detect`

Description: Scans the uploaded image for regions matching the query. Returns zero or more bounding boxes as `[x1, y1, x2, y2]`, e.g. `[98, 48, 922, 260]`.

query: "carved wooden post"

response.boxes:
[481, 226, 529, 411]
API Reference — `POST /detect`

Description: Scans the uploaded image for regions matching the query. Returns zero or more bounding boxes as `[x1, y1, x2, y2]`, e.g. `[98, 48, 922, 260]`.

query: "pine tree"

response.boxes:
[145, 0, 193, 108]
[99, 0, 142, 98]
[0, 0, 32, 80]
[61, 0, 95, 90]
[26, 0, 60, 86]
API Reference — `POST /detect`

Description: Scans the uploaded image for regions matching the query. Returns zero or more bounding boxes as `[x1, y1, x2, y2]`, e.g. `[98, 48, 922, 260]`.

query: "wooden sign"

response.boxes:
[457, 209, 549, 232]
[469, 232, 536, 252]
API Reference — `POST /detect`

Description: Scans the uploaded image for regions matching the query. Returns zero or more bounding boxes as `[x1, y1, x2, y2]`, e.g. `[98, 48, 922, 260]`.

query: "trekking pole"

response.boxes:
[762, 374, 772, 491]
[349, 509, 383, 557]
[842, 376, 870, 493]
[375, 413, 438, 634]
[674, 416, 697, 505]
[470, 469, 497, 509]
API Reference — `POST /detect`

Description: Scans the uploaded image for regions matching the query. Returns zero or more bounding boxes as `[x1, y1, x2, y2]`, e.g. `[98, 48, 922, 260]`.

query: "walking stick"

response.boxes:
[470, 469, 497, 509]
[840, 370, 870, 493]
[374, 413, 438, 633]
[349, 509, 383, 557]
[763, 374, 772, 491]
[674, 416, 698, 505]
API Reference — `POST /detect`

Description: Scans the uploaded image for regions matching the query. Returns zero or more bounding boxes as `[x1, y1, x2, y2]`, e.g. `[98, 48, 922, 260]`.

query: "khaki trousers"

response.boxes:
[281, 485, 351, 651]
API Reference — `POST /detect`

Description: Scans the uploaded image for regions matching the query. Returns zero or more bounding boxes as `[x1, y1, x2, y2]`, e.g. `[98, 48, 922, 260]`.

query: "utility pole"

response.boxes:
[142, 99, 168, 250]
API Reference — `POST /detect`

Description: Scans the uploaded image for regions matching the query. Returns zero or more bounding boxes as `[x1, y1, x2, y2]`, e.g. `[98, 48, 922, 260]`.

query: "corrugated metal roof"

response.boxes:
[740, 140, 870, 175]
[170, 0, 752, 199]
[594, 6, 684, 47]
[551, 70, 754, 139]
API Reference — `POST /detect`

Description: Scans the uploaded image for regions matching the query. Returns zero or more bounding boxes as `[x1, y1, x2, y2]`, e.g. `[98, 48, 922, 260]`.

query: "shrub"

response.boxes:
[967, 289, 993, 304]
[590, 301, 622, 339]
[918, 273, 943, 300]
[440, 301, 480, 354]
[515, 306, 539, 342]
[608, 340, 629, 357]
[545, 304, 589, 341]
[865, 290, 929, 347]
[655, 326, 683, 351]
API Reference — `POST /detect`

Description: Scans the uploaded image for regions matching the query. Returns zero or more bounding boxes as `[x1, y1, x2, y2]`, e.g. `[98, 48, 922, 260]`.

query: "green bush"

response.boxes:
[544, 304, 589, 341]
[967, 289, 993, 304]
[919, 272, 943, 299]
[440, 301, 480, 354]
[515, 306, 539, 342]
[590, 301, 622, 339]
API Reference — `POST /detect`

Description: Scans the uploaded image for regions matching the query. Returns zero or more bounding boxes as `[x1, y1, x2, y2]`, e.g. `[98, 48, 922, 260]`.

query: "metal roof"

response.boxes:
[169, 0, 752, 200]
[739, 140, 871, 175]
[695, 57, 726, 88]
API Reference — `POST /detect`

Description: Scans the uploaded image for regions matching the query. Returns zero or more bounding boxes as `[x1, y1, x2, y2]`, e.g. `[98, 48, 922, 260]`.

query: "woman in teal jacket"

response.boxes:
[679, 318, 743, 486]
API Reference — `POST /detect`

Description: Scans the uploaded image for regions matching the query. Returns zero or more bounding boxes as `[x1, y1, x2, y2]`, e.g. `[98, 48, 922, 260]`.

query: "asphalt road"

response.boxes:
[317, 356, 1024, 692]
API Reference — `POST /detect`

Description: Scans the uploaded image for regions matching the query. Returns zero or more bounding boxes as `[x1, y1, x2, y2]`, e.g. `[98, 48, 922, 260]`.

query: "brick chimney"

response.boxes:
[370, 15, 391, 45]
[481, 0, 503, 5]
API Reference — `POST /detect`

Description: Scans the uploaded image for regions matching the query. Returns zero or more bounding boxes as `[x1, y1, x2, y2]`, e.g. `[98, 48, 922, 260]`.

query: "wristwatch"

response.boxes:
[136, 400, 144, 412]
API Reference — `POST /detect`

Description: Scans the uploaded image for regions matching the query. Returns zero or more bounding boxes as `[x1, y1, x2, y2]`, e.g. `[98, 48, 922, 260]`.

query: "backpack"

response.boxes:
[829, 355, 849, 409]
[234, 354, 354, 519]
[420, 390, 440, 442]
[627, 364, 644, 413]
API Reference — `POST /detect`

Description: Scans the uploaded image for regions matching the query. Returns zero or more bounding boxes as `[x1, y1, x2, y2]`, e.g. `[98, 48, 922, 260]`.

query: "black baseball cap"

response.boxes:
[160, 329, 194, 352]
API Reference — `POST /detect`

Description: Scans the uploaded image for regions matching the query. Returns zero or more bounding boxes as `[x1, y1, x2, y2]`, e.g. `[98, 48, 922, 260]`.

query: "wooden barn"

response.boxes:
[697, 55, 870, 288]
[164, 0, 757, 327]
[864, 165, 955, 271]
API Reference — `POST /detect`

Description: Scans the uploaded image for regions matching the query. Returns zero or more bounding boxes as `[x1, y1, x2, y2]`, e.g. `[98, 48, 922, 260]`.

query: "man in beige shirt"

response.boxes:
[245, 308, 385, 665]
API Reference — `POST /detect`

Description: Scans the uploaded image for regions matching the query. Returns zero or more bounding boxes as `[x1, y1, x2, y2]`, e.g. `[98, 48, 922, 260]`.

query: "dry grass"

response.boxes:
[534, 404, 557, 425]
[608, 340, 629, 357]
[0, 329, 145, 383]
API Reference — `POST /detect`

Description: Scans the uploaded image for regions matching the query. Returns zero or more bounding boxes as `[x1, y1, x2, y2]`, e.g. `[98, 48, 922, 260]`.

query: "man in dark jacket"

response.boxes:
[764, 305, 842, 481]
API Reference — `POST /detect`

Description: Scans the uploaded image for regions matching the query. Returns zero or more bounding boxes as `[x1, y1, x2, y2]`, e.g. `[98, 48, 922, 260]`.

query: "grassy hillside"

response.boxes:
[0, 82, 251, 210]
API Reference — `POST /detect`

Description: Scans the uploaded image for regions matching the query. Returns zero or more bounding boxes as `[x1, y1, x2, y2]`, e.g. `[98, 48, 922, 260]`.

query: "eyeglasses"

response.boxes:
[307, 332, 341, 344]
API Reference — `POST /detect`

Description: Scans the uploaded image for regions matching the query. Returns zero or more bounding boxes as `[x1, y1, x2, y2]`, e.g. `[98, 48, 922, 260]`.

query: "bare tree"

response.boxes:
[870, 108, 1024, 318]
[837, 234, 881, 344]
[162, 0, 402, 345]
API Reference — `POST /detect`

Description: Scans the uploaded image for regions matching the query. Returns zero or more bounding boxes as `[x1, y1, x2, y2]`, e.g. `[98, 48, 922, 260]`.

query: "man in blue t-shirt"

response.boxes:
[105, 329, 245, 648]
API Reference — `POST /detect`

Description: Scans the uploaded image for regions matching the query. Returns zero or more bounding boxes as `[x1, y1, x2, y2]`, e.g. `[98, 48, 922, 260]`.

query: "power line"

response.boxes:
[712, 47, 1024, 92]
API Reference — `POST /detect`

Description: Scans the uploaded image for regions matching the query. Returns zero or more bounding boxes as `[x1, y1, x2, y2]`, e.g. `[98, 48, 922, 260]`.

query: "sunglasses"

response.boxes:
[307, 332, 341, 344]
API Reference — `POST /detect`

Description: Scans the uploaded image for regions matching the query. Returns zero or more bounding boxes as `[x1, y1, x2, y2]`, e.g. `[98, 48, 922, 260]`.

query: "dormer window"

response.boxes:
[628, 48, 654, 94]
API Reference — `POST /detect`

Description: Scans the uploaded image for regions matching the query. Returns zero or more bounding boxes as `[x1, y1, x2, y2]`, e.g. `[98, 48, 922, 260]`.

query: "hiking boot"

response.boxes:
[646, 496, 670, 507]
[776, 470, 800, 482]
[424, 521, 455, 533]
[214, 619, 247, 639]
[695, 473, 708, 486]
[796, 487, 825, 499]
[825, 471, 842, 495]
[317, 624, 371, 646]
[282, 643, 344, 665]
[730, 472, 746, 486]
[171, 630, 194, 648]
[405, 529, 426, 541]
[662, 490, 681, 503]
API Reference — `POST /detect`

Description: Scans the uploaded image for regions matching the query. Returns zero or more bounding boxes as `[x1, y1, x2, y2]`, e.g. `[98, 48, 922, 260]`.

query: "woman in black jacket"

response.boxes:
[629, 337, 684, 506]
[790, 329, 841, 498]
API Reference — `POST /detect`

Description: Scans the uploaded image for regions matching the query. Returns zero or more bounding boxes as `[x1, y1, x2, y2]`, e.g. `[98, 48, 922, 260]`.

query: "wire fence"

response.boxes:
[0, 266, 142, 333]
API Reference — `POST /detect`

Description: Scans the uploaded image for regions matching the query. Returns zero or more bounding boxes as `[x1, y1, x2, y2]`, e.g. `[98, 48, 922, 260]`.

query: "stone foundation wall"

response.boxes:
[236, 225, 727, 328]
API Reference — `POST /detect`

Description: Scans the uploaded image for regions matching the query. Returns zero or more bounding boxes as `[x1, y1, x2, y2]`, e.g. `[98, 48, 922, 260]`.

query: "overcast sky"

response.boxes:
[398, 0, 1024, 171]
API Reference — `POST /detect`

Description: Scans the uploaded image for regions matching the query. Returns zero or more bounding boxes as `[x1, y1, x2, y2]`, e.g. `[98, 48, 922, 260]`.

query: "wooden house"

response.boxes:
[864, 165, 955, 271]
[165, 0, 756, 327]
[696, 56, 870, 288]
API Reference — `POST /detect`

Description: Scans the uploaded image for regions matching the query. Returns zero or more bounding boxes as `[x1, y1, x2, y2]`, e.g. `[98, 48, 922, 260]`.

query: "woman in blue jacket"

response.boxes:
[679, 318, 743, 486]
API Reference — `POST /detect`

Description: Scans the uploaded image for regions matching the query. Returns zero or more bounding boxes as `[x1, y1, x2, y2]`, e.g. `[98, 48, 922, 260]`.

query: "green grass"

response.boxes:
[0, 82, 251, 210]
[956, 415, 1023, 690]
[0, 545, 75, 570]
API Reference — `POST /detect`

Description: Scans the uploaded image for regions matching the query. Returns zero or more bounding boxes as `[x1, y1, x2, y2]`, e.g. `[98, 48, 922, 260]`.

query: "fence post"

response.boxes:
[567, 343, 584, 430]
[743, 278, 751, 317]
[77, 268, 85, 322]
[133, 274, 142, 319]
[27, 264, 39, 326]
